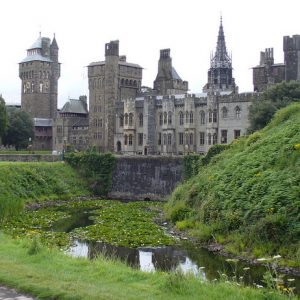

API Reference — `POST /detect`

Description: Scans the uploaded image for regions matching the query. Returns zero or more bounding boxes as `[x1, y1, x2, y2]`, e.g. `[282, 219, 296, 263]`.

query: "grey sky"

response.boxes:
[1, 0, 299, 108]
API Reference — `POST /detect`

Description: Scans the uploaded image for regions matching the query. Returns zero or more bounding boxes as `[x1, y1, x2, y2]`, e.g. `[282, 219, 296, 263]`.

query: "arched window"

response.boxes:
[125, 79, 129, 85]
[208, 110, 212, 123]
[235, 106, 241, 119]
[129, 80, 132, 86]
[124, 135, 128, 145]
[129, 134, 133, 145]
[179, 111, 184, 125]
[208, 133, 212, 145]
[159, 113, 163, 126]
[133, 80, 137, 86]
[168, 133, 172, 145]
[119, 115, 124, 127]
[222, 107, 228, 118]
[189, 111, 193, 124]
[129, 113, 133, 126]
[213, 133, 217, 144]
[163, 112, 167, 124]
[121, 78, 124, 85]
[213, 109, 217, 123]
[186, 111, 189, 124]
[139, 113, 143, 127]
[124, 113, 128, 125]
[168, 111, 172, 125]
[200, 111, 205, 124]
[98, 78, 101, 88]
[31, 82, 34, 93]
[189, 133, 193, 145]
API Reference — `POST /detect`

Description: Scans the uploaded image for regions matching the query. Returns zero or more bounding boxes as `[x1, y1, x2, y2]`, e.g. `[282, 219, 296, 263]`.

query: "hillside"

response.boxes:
[166, 103, 300, 264]
[0, 162, 90, 222]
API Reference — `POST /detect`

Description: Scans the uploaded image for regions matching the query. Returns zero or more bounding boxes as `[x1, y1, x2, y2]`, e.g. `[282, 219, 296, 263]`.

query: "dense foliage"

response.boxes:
[0, 162, 90, 223]
[166, 103, 300, 263]
[248, 81, 300, 132]
[65, 152, 116, 195]
[2, 107, 34, 150]
[0, 95, 7, 141]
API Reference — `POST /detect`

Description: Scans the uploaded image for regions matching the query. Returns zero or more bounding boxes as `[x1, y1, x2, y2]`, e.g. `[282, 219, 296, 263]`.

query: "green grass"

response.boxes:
[166, 103, 300, 264]
[0, 233, 293, 300]
[0, 162, 91, 222]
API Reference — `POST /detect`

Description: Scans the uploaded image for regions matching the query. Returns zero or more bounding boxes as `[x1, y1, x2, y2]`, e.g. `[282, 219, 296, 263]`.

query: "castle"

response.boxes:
[19, 19, 300, 154]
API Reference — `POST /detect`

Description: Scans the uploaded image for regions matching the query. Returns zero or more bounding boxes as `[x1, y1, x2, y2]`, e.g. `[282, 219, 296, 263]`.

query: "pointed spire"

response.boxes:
[51, 33, 58, 49]
[211, 16, 231, 68]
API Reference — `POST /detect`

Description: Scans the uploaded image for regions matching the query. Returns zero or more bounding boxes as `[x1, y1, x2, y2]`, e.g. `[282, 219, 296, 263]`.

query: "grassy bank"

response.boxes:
[166, 104, 300, 266]
[0, 162, 90, 222]
[0, 233, 293, 300]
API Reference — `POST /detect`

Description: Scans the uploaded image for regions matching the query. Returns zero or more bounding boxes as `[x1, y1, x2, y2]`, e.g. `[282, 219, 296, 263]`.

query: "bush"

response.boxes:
[168, 203, 192, 223]
[201, 144, 228, 166]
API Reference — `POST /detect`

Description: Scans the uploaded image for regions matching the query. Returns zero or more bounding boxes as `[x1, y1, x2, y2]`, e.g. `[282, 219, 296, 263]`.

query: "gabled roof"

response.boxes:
[171, 67, 182, 80]
[60, 99, 88, 114]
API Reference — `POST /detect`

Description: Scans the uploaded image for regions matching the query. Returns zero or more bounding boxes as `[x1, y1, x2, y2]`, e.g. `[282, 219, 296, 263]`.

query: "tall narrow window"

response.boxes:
[163, 134, 167, 145]
[129, 113, 133, 126]
[119, 115, 124, 127]
[168, 111, 172, 125]
[208, 110, 212, 123]
[189, 133, 193, 145]
[208, 133, 212, 145]
[164, 112, 167, 124]
[138, 133, 143, 145]
[179, 111, 184, 125]
[129, 134, 133, 145]
[235, 107, 241, 119]
[200, 110, 205, 125]
[234, 130, 241, 139]
[213, 110, 217, 123]
[221, 130, 227, 144]
[158, 133, 162, 145]
[186, 111, 189, 124]
[213, 133, 217, 144]
[168, 133, 172, 145]
[139, 113, 143, 127]
[124, 135, 128, 145]
[159, 113, 163, 126]
[189, 111, 193, 124]
[179, 132, 184, 145]
[199, 132, 205, 145]
[125, 113, 128, 125]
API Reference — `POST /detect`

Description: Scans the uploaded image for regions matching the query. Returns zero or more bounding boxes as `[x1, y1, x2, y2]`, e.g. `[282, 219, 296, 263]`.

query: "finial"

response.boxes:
[39, 31, 41, 37]
[53, 33, 56, 38]
[220, 13, 223, 25]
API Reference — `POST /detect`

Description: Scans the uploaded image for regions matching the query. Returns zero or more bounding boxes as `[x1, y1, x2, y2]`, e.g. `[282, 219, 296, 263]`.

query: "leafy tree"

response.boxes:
[248, 81, 300, 133]
[3, 108, 34, 150]
[0, 95, 8, 142]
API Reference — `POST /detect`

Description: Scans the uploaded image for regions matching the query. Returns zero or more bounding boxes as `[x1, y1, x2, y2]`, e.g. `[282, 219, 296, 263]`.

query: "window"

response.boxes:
[79, 137, 83, 144]
[119, 115, 124, 127]
[213, 110, 217, 123]
[208, 110, 212, 123]
[139, 113, 143, 127]
[234, 130, 241, 139]
[185, 133, 189, 145]
[128, 134, 133, 145]
[138, 133, 143, 145]
[73, 137, 76, 144]
[213, 133, 217, 145]
[163, 112, 167, 124]
[159, 113, 163, 126]
[179, 111, 184, 125]
[189, 133, 193, 145]
[124, 135, 128, 145]
[99, 119, 103, 127]
[57, 126, 62, 134]
[168, 133, 172, 145]
[129, 113, 133, 126]
[168, 111, 172, 125]
[158, 133, 162, 145]
[163, 134, 167, 145]
[179, 132, 184, 145]
[222, 107, 228, 118]
[235, 107, 241, 119]
[221, 130, 227, 144]
[189, 111, 193, 124]
[200, 110, 205, 125]
[185, 111, 189, 124]
[208, 133, 212, 145]
[125, 113, 128, 125]
[199, 132, 205, 145]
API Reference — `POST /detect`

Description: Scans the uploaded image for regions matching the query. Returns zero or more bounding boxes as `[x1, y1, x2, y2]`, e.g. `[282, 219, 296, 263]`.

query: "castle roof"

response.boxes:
[89, 60, 142, 69]
[171, 67, 182, 80]
[20, 54, 53, 63]
[29, 36, 43, 50]
[33, 118, 53, 127]
[72, 118, 89, 128]
[60, 99, 88, 114]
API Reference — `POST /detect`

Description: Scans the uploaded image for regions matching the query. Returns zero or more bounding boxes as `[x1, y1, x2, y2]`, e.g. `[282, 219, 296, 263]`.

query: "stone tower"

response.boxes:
[203, 17, 237, 93]
[19, 33, 60, 119]
[283, 35, 300, 81]
[153, 49, 188, 95]
[88, 40, 142, 152]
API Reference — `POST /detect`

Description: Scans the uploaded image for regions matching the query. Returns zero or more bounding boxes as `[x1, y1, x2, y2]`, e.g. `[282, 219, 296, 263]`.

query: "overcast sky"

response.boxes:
[1, 0, 299, 108]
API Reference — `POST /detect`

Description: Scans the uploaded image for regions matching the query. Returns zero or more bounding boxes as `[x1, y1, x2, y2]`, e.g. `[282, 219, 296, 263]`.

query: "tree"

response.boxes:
[3, 108, 34, 150]
[0, 95, 8, 142]
[248, 81, 300, 133]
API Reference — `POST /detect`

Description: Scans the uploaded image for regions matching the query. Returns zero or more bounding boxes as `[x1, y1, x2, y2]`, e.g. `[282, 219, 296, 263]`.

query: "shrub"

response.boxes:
[201, 144, 228, 166]
[168, 203, 191, 223]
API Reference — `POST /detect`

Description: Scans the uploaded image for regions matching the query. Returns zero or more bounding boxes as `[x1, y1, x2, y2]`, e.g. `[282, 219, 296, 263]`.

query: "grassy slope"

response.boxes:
[0, 233, 291, 300]
[166, 104, 300, 263]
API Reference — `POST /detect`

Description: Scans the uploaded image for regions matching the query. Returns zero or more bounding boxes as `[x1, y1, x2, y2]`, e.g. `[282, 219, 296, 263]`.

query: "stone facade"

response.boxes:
[253, 35, 300, 92]
[19, 34, 60, 150]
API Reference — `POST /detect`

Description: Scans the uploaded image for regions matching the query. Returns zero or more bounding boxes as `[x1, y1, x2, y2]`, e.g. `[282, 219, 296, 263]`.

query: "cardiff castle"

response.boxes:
[19, 18, 300, 154]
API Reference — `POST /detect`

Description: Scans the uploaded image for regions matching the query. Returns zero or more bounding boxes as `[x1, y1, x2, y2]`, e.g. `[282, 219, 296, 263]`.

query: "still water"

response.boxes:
[52, 207, 300, 295]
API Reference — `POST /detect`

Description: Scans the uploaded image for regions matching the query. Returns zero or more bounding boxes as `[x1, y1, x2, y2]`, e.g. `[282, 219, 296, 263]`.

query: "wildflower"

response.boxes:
[293, 143, 300, 150]
[272, 255, 281, 259]
[255, 172, 261, 177]
[256, 284, 264, 288]
[257, 257, 270, 262]
[243, 267, 250, 270]
[287, 278, 295, 282]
